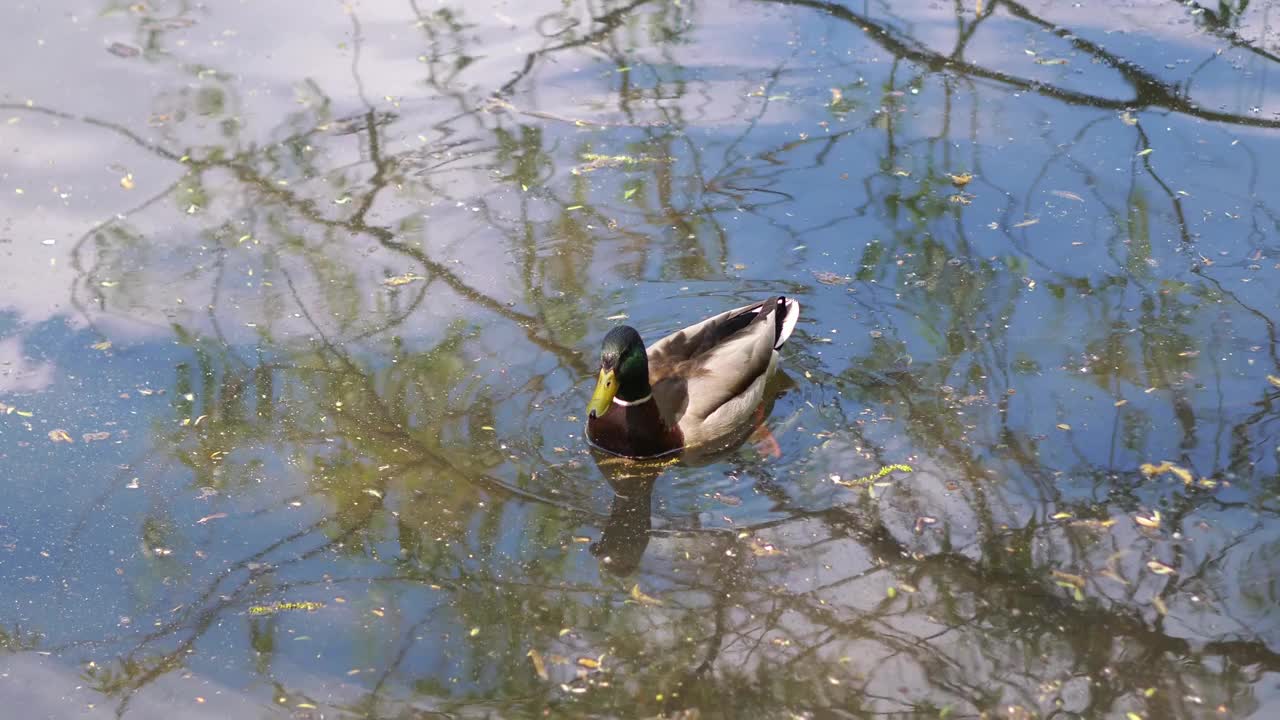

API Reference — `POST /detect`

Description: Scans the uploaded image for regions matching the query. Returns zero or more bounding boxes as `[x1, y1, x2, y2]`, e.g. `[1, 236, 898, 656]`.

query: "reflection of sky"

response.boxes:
[0, 0, 1279, 715]
[2, 0, 1276, 338]
[1, 653, 262, 719]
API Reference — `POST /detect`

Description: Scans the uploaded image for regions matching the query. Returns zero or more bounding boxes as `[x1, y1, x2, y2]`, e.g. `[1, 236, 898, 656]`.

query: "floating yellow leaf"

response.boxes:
[48, 429, 73, 443]
[1054, 582, 1085, 602]
[383, 273, 424, 287]
[120, 174, 135, 190]
[1127, 712, 1144, 720]
[831, 463, 914, 487]
[92, 340, 112, 351]
[629, 584, 663, 607]
[1139, 461, 1193, 485]
[1012, 218, 1039, 228]
[527, 649, 549, 681]
[1056, 423, 1071, 431]
[1119, 111, 1138, 126]
[1051, 511, 1072, 520]
[1146, 560, 1176, 575]
[948, 172, 973, 187]
[1152, 596, 1168, 615]
[469, 627, 480, 637]
[0, 402, 32, 416]
[1267, 375, 1280, 389]
[1051, 190, 1083, 202]
[1099, 568, 1127, 585]
[1137, 148, 1153, 157]
[576, 656, 601, 670]
[248, 601, 325, 615]
[1134, 510, 1161, 529]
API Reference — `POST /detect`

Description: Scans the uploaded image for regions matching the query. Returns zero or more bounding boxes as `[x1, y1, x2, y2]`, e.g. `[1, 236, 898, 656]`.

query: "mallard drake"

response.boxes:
[586, 296, 800, 458]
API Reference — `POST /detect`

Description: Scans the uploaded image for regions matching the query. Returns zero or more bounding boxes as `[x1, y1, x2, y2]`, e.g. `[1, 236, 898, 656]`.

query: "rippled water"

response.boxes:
[2, 0, 1279, 717]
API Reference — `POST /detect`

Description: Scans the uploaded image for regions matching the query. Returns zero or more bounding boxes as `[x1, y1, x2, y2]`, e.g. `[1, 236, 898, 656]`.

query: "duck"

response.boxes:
[586, 296, 800, 459]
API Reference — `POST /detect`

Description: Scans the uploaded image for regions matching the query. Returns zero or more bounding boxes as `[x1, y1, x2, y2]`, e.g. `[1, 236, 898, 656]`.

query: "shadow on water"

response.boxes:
[0, 0, 1278, 717]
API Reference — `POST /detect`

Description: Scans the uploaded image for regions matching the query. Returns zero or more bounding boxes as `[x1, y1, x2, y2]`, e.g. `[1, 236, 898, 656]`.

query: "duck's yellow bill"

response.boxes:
[587, 369, 617, 417]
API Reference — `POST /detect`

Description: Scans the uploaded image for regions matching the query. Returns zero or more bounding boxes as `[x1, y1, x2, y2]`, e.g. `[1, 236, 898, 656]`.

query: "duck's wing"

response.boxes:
[648, 297, 799, 427]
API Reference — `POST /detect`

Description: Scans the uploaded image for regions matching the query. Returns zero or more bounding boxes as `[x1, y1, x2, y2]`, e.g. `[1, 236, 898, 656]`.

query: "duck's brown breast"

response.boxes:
[586, 401, 683, 459]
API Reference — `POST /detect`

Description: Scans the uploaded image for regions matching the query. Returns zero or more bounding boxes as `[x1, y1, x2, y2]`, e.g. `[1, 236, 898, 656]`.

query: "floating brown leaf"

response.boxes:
[48, 429, 73, 443]
[813, 271, 850, 285]
[1050, 570, 1085, 588]
[749, 537, 782, 556]
[107, 42, 141, 58]
[712, 492, 742, 507]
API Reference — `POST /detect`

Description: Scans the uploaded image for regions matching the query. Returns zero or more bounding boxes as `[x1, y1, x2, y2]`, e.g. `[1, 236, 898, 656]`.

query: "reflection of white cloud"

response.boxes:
[0, 336, 52, 393]
[0, 653, 261, 719]
[0, 0, 1275, 350]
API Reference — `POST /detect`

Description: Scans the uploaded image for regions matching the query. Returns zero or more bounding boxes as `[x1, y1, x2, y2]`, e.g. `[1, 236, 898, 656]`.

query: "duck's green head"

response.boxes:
[588, 326, 650, 418]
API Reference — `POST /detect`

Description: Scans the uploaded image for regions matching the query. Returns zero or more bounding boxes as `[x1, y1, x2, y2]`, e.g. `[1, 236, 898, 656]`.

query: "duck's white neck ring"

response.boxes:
[612, 394, 652, 407]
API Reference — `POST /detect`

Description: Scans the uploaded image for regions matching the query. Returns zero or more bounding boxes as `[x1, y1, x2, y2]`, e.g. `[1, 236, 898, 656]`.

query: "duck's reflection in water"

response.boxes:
[588, 387, 785, 575]
[589, 456, 663, 576]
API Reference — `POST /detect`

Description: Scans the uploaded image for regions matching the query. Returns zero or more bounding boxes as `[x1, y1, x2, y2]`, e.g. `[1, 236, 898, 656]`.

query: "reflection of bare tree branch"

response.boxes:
[1180, 0, 1280, 65]
[761, 0, 1280, 129]
[497, 0, 657, 96]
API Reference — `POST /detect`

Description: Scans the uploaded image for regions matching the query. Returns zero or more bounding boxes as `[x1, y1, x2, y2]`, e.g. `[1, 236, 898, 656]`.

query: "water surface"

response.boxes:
[2, 0, 1280, 717]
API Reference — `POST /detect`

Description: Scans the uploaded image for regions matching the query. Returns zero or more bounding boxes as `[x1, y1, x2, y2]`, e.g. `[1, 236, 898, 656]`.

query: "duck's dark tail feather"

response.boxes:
[773, 296, 800, 350]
